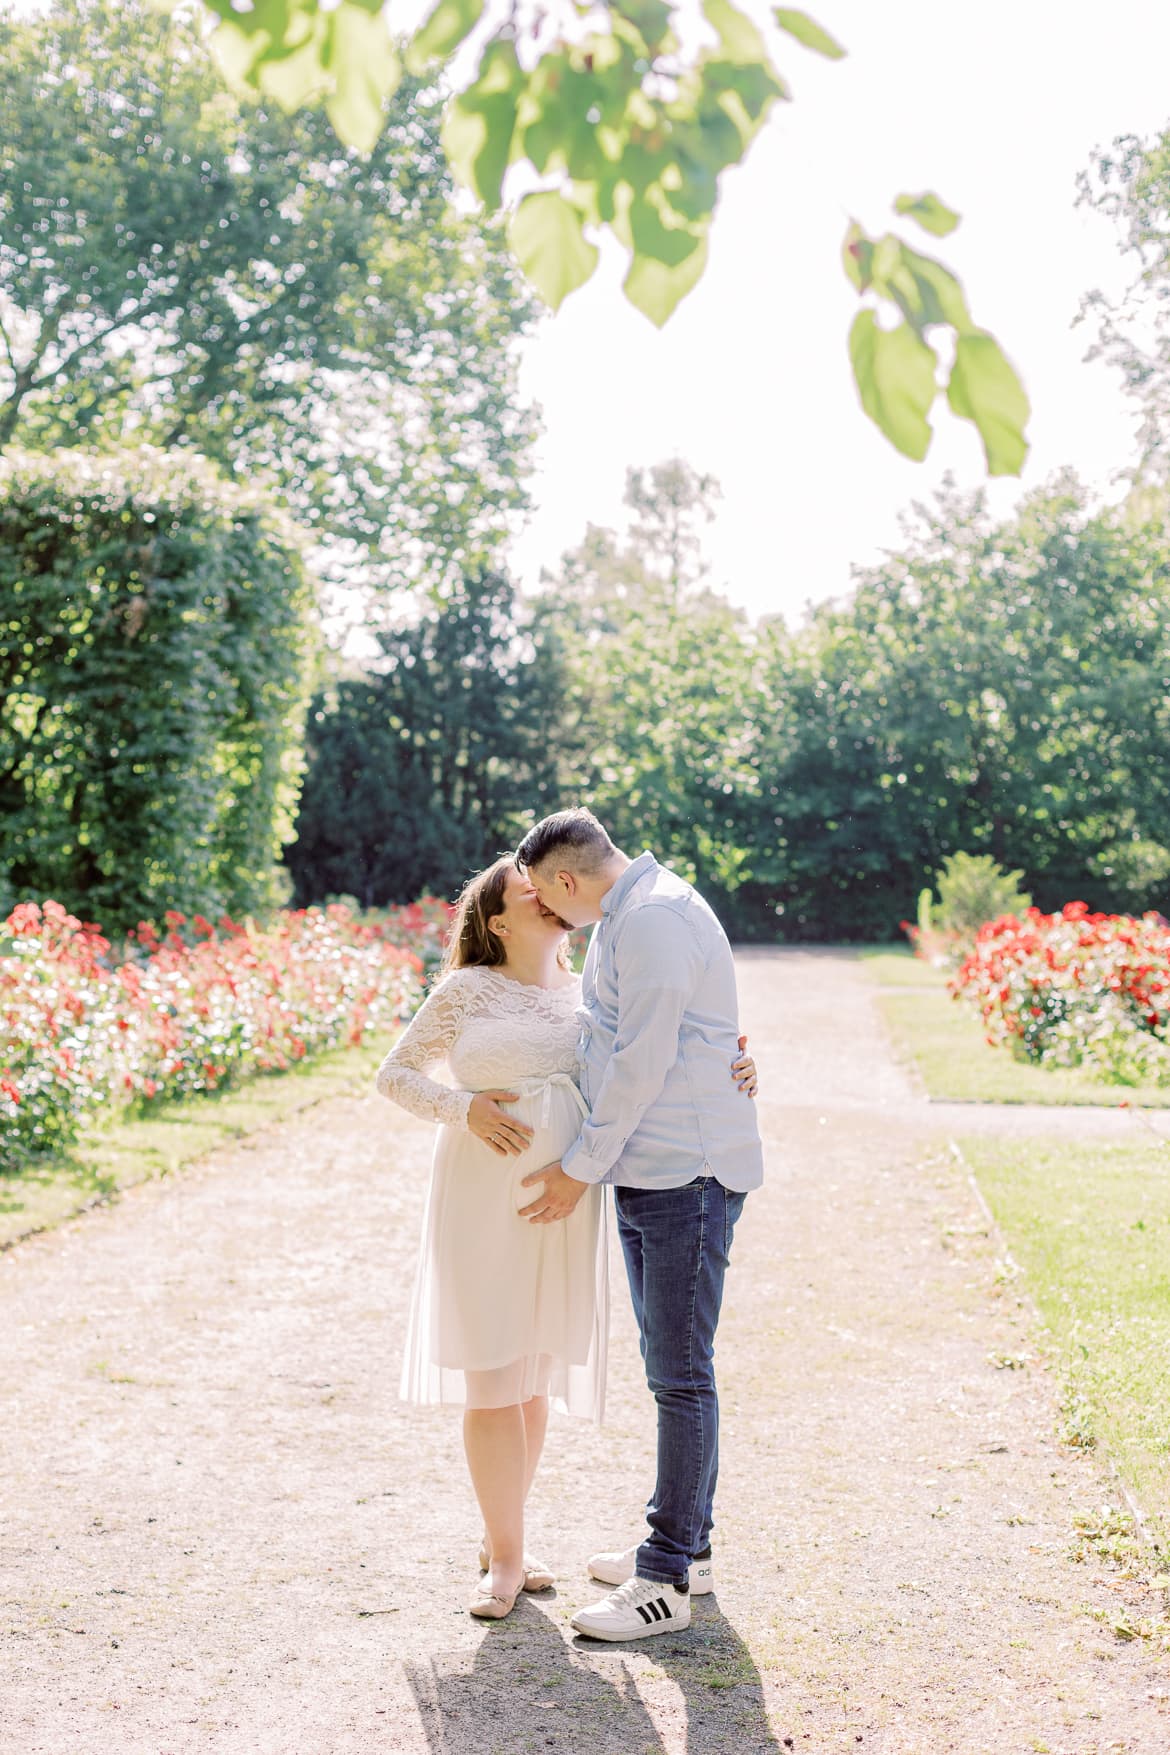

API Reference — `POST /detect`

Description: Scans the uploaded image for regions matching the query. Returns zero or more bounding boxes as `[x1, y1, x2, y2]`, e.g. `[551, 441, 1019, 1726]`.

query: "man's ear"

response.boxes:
[556, 869, 577, 897]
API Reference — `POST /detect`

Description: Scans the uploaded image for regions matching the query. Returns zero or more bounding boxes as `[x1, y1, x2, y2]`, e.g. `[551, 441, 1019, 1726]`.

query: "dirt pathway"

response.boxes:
[1, 948, 1167, 1754]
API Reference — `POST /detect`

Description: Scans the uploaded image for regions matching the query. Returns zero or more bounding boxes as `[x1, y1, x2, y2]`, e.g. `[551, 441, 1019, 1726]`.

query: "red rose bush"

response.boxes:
[950, 902, 1170, 1085]
[1, 897, 452, 1163]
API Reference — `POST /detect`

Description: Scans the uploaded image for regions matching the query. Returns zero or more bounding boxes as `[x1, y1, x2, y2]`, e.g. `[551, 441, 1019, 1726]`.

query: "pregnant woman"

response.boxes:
[376, 856, 756, 1620]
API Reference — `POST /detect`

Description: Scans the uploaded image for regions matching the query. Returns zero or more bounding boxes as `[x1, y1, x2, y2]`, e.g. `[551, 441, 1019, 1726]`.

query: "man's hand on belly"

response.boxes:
[518, 1163, 589, 1224]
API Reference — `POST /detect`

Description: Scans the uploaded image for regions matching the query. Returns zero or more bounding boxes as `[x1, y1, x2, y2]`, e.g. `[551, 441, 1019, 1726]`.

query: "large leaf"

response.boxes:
[894, 190, 961, 238]
[627, 191, 706, 266]
[209, 0, 399, 145]
[773, 8, 846, 59]
[441, 40, 524, 209]
[406, 0, 486, 74]
[875, 236, 972, 335]
[704, 0, 772, 65]
[508, 191, 599, 311]
[624, 229, 709, 325]
[612, 0, 673, 49]
[849, 311, 937, 461]
[947, 331, 1031, 475]
[253, 29, 330, 113]
[322, 5, 400, 151]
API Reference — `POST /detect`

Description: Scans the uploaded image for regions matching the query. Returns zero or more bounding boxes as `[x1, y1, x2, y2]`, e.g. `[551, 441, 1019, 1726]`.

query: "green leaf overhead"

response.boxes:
[625, 230, 711, 326]
[773, 7, 846, 59]
[849, 312, 937, 462]
[196, 0, 1030, 476]
[894, 190, 962, 238]
[844, 214, 1029, 471]
[508, 192, 600, 313]
[704, 0, 775, 67]
[209, 0, 401, 146]
[322, 4, 401, 152]
[947, 331, 1031, 475]
[440, 39, 525, 209]
[406, 0, 486, 74]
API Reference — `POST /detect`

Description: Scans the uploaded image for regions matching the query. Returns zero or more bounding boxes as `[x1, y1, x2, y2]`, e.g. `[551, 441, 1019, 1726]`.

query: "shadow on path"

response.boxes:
[405, 1595, 782, 1755]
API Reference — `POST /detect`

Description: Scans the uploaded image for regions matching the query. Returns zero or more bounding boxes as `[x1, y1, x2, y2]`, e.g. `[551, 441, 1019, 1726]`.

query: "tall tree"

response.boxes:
[287, 570, 569, 906]
[752, 476, 1170, 937]
[1081, 130, 1170, 476]
[624, 457, 722, 594]
[539, 464, 763, 921]
[0, 0, 536, 597]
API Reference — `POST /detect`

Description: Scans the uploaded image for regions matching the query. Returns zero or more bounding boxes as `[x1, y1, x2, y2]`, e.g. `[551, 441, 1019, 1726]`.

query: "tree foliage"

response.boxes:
[752, 477, 1170, 937]
[196, 0, 1030, 473]
[0, 0, 537, 594]
[285, 459, 1170, 940]
[286, 569, 568, 905]
[1080, 129, 1170, 479]
[533, 461, 761, 915]
[0, 446, 315, 932]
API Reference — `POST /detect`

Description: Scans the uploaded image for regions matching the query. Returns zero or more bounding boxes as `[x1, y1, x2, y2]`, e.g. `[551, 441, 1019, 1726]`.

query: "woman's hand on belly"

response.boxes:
[467, 1090, 535, 1157]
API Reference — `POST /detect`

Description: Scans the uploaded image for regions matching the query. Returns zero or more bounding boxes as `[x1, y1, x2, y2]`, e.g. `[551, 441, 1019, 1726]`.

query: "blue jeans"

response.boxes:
[614, 1176, 746, 1588]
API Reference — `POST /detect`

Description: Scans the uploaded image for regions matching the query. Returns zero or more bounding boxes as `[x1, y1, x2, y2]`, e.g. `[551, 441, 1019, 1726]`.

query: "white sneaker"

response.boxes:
[588, 1542, 715, 1596]
[571, 1575, 691, 1642]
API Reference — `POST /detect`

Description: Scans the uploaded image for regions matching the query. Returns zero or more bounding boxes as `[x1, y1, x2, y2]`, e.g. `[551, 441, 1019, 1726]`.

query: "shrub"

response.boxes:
[951, 902, 1170, 1085]
[907, 853, 1033, 964]
[0, 896, 450, 1165]
[0, 446, 315, 935]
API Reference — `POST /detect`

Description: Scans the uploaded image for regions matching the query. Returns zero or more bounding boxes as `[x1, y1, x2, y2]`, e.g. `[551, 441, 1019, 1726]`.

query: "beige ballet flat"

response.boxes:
[478, 1543, 555, 1592]
[469, 1580, 520, 1620]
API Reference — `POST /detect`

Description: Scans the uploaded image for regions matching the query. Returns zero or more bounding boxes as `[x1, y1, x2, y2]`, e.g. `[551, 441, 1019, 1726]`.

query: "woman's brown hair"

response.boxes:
[441, 856, 571, 975]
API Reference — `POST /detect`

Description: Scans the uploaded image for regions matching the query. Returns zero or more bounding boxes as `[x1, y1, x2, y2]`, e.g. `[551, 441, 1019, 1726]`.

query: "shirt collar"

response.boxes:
[599, 850, 657, 919]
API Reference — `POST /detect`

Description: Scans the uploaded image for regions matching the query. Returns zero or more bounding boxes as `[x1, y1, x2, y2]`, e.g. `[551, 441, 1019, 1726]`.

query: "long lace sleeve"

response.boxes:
[374, 972, 480, 1129]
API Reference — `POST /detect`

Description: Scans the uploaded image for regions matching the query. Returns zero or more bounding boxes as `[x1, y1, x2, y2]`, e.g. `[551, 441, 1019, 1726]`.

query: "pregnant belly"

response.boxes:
[497, 1085, 584, 1215]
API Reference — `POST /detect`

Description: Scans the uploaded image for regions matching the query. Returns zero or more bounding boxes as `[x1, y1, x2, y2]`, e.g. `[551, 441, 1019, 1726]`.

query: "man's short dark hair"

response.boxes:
[516, 808, 617, 876]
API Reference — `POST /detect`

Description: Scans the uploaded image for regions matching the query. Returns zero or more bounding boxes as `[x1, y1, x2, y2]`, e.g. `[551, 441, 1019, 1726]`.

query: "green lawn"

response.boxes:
[961, 1134, 1170, 1550]
[0, 1037, 389, 1250]
[860, 947, 1170, 1108]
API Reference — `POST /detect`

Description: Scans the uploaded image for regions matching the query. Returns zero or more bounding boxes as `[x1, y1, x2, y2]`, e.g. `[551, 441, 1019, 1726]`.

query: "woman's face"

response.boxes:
[492, 867, 567, 947]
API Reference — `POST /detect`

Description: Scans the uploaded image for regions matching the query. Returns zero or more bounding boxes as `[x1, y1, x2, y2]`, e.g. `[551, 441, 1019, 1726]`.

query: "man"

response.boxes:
[514, 807, 763, 1642]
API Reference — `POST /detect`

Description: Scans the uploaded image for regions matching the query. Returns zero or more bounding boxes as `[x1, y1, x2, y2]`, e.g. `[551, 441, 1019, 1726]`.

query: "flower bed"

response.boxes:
[950, 902, 1170, 1085]
[1, 898, 452, 1164]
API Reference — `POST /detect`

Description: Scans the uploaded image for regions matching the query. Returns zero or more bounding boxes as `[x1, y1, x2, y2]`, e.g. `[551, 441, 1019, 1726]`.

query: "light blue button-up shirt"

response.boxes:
[561, 852, 764, 1193]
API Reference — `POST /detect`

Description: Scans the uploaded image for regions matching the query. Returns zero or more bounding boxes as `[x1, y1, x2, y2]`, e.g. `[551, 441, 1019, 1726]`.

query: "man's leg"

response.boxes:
[616, 1177, 745, 1587]
[615, 1193, 646, 1362]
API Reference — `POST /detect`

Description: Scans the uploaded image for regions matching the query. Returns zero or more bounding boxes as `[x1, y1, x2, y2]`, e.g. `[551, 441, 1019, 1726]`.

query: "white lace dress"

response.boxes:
[376, 965, 608, 1423]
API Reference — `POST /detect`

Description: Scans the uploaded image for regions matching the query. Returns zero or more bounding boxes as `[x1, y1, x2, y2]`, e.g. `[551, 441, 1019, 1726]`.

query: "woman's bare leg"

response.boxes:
[463, 1404, 526, 1598]
[479, 1393, 550, 1567]
[521, 1394, 549, 1499]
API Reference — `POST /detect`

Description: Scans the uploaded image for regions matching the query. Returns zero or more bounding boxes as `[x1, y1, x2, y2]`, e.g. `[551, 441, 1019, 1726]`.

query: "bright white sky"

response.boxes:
[504, 0, 1170, 626]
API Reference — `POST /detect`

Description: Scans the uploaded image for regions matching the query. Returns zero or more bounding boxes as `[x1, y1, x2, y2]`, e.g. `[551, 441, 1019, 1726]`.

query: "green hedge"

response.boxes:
[0, 445, 315, 932]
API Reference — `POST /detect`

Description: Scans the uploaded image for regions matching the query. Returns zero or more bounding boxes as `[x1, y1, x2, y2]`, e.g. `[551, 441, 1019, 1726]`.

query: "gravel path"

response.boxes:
[2, 948, 1167, 1754]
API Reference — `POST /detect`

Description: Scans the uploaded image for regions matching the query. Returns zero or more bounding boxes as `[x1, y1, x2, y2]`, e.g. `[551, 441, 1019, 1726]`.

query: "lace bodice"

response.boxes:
[375, 965, 582, 1129]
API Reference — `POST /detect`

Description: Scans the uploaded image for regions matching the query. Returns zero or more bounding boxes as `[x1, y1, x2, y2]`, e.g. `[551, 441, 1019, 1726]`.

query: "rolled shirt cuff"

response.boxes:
[561, 1138, 609, 1184]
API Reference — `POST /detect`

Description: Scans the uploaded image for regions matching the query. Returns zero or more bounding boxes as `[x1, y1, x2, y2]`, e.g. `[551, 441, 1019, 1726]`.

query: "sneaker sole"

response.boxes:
[588, 1561, 714, 1597]
[571, 1612, 691, 1642]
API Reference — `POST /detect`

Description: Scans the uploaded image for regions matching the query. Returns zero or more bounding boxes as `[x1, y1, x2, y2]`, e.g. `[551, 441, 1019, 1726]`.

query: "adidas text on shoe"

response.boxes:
[588, 1542, 714, 1596]
[571, 1575, 691, 1642]
[689, 1548, 714, 1594]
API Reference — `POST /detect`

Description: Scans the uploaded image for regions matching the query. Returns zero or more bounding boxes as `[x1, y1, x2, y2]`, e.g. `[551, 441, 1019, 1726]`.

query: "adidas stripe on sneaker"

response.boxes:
[571, 1575, 691, 1642]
